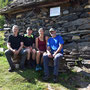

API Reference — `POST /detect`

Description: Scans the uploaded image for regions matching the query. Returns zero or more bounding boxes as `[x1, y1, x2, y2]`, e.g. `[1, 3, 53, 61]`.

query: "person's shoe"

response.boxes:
[43, 75, 50, 81]
[35, 66, 40, 71]
[39, 66, 42, 70]
[8, 67, 15, 72]
[53, 75, 58, 83]
[20, 66, 26, 71]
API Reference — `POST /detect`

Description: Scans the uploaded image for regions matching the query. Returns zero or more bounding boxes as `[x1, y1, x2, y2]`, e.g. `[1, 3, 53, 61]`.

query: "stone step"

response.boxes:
[65, 58, 79, 62]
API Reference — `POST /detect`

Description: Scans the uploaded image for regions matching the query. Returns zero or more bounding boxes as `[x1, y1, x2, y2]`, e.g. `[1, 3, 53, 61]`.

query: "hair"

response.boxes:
[12, 25, 19, 31]
[38, 28, 44, 33]
[27, 27, 32, 31]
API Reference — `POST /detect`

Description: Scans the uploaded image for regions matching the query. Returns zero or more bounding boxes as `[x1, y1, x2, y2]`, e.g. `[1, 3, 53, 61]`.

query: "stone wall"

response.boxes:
[4, 3, 90, 67]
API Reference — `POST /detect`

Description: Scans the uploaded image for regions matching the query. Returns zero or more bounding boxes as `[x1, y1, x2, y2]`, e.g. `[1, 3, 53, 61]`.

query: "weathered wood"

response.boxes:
[38, 0, 69, 8]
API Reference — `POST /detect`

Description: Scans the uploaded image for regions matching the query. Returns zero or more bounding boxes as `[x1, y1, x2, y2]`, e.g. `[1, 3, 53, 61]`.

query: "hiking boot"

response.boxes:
[53, 75, 58, 83]
[8, 67, 15, 72]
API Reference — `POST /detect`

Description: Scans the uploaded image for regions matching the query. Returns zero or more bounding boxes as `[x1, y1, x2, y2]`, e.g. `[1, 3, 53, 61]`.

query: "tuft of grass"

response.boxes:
[0, 31, 7, 49]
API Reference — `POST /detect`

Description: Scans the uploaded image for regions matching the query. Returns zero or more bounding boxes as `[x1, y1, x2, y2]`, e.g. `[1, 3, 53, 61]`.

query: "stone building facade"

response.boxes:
[0, 0, 90, 67]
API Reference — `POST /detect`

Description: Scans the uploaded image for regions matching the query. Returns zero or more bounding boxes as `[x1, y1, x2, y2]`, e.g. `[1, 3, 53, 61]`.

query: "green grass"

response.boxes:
[0, 57, 68, 90]
[0, 56, 90, 90]
[0, 31, 90, 90]
[0, 31, 7, 49]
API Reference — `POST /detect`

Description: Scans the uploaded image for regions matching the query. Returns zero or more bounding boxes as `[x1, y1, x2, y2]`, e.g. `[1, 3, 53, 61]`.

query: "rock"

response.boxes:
[72, 66, 82, 72]
[25, 11, 35, 18]
[78, 23, 90, 30]
[64, 42, 78, 51]
[0, 48, 4, 52]
[61, 13, 78, 21]
[72, 35, 80, 40]
[63, 10, 69, 15]
[3, 28, 11, 31]
[62, 18, 90, 28]
[80, 12, 90, 18]
[16, 14, 22, 19]
[78, 42, 90, 52]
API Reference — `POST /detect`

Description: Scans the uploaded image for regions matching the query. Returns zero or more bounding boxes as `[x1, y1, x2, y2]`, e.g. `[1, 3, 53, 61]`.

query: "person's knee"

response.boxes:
[43, 52, 47, 56]
[5, 50, 11, 55]
[43, 53, 48, 60]
[26, 49, 31, 53]
[37, 51, 41, 56]
[54, 53, 62, 60]
[32, 49, 36, 54]
[22, 50, 27, 55]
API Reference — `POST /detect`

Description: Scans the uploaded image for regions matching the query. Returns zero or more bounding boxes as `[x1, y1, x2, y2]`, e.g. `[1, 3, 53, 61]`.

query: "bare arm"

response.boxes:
[17, 42, 24, 53]
[47, 46, 51, 54]
[45, 36, 49, 49]
[53, 44, 63, 57]
[35, 37, 39, 51]
[7, 42, 15, 52]
[46, 46, 53, 58]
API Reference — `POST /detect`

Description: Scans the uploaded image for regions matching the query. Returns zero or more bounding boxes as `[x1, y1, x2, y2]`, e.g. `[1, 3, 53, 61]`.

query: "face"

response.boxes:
[27, 29, 32, 35]
[12, 27, 19, 34]
[39, 29, 44, 35]
[50, 31, 56, 37]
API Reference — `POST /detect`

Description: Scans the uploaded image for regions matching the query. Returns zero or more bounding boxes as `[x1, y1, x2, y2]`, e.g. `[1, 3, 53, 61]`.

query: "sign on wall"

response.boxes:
[50, 7, 60, 17]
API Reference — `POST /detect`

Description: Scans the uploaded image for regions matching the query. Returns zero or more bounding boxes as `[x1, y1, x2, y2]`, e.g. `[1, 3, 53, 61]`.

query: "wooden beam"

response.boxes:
[38, 0, 70, 8]
[2, 0, 70, 15]
[8, 8, 32, 15]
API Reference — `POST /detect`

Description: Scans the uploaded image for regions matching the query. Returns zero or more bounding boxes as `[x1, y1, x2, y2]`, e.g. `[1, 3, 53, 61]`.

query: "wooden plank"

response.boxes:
[7, 8, 32, 15]
[38, 0, 70, 8]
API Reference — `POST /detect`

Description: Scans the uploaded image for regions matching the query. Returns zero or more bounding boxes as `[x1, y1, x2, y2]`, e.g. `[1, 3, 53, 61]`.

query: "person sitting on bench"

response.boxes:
[5, 25, 27, 72]
[23, 27, 36, 68]
[43, 28, 64, 83]
[35, 28, 48, 71]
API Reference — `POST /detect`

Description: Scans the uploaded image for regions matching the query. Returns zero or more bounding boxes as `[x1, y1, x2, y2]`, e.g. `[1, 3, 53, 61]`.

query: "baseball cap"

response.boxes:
[49, 28, 55, 32]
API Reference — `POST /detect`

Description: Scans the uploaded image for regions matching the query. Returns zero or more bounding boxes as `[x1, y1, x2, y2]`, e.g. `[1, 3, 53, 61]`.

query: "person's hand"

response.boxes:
[27, 47, 30, 49]
[40, 51, 44, 53]
[30, 47, 32, 51]
[53, 52, 57, 57]
[48, 53, 53, 58]
[14, 50, 19, 55]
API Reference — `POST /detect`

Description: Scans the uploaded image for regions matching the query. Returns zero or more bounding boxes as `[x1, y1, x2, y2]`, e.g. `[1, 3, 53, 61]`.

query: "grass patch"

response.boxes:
[0, 31, 7, 49]
[0, 56, 90, 90]
[0, 57, 74, 90]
